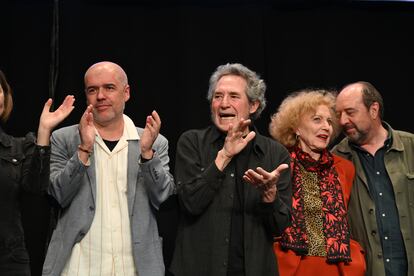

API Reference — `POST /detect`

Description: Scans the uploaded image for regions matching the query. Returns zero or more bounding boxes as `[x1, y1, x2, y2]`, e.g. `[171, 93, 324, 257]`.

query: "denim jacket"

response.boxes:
[0, 128, 50, 262]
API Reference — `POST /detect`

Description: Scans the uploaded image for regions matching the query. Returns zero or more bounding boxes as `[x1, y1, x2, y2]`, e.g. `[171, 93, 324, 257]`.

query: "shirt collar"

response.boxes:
[94, 114, 139, 153]
[349, 121, 393, 152]
[122, 114, 139, 140]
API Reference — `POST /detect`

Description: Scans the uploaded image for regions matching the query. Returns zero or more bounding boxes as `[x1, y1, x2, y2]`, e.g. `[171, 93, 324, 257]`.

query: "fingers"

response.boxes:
[150, 110, 161, 125]
[226, 123, 234, 137]
[242, 174, 254, 184]
[234, 118, 251, 129]
[225, 118, 255, 143]
[275, 163, 289, 174]
[62, 94, 75, 105]
[243, 168, 264, 187]
[56, 95, 75, 120]
[245, 169, 269, 188]
[230, 118, 251, 136]
[61, 95, 75, 110]
[239, 118, 251, 130]
[39, 96, 75, 129]
[255, 167, 272, 178]
[223, 118, 255, 160]
[78, 105, 95, 148]
[244, 131, 256, 143]
[140, 111, 161, 159]
[80, 105, 93, 124]
[42, 98, 53, 113]
[86, 109, 94, 125]
[256, 164, 289, 179]
[82, 104, 93, 117]
[145, 110, 161, 134]
[244, 163, 289, 190]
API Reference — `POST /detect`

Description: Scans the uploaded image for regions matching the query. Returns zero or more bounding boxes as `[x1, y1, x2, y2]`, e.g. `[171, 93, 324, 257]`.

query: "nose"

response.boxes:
[338, 113, 349, 126]
[96, 87, 106, 100]
[220, 95, 230, 108]
[322, 119, 330, 130]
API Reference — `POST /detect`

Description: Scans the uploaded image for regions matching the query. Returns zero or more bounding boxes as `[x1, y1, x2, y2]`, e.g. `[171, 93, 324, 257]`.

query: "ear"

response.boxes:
[249, 100, 260, 114]
[124, 85, 131, 102]
[369, 102, 379, 119]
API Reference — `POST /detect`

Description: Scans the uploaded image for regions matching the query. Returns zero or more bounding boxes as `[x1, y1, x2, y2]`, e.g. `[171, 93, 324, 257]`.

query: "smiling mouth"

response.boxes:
[317, 134, 329, 141]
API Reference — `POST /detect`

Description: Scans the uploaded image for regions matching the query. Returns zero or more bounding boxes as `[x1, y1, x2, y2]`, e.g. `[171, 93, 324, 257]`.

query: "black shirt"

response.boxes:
[227, 141, 252, 276]
[171, 125, 292, 276]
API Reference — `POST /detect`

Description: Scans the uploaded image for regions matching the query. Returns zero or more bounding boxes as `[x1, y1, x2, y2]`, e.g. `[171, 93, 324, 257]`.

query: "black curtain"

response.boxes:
[2, 1, 414, 275]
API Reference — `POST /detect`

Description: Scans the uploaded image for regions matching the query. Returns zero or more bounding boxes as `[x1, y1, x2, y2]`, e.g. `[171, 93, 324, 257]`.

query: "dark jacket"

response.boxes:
[171, 126, 292, 276]
[0, 128, 50, 271]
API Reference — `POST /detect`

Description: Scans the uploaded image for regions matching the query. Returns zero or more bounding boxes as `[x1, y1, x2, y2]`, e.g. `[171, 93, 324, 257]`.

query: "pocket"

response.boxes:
[0, 154, 23, 181]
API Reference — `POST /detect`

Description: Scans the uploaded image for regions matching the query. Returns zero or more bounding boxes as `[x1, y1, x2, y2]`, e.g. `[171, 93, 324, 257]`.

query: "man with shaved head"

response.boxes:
[43, 61, 175, 276]
[332, 81, 414, 276]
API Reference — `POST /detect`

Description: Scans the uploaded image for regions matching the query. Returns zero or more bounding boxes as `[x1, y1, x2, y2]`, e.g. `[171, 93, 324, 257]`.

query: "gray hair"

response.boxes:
[207, 63, 267, 120]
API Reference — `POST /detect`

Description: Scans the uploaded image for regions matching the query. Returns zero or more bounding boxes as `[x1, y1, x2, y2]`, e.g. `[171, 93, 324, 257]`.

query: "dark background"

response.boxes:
[1, 0, 414, 275]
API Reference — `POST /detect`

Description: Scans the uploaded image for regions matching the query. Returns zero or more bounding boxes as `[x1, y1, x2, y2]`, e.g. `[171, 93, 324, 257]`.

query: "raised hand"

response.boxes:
[223, 118, 255, 156]
[215, 118, 255, 171]
[78, 104, 95, 149]
[37, 95, 75, 145]
[77, 104, 95, 164]
[243, 163, 289, 203]
[140, 110, 161, 160]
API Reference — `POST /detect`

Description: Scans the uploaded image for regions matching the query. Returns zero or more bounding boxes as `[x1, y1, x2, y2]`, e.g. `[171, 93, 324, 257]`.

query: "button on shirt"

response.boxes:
[353, 134, 408, 276]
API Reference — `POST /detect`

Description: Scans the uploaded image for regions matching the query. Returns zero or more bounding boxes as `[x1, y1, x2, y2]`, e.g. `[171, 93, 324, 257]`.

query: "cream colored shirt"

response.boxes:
[62, 115, 139, 276]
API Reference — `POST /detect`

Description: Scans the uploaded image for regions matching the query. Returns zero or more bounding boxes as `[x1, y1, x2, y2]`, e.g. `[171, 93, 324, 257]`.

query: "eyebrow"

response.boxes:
[343, 107, 357, 112]
[86, 83, 116, 89]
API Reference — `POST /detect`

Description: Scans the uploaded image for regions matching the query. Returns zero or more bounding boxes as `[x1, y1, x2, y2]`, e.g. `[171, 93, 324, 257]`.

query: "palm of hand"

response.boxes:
[42, 108, 70, 129]
[224, 135, 248, 156]
[40, 96, 75, 130]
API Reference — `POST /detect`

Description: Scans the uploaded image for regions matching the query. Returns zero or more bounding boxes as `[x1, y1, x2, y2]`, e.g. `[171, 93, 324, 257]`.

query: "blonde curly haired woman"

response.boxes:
[269, 89, 365, 276]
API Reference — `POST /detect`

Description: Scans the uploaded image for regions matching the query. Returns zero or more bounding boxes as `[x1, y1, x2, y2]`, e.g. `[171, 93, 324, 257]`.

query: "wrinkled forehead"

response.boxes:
[214, 75, 248, 97]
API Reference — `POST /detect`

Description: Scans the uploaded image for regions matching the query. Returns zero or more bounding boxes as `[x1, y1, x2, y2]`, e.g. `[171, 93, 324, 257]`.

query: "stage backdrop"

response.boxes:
[2, 0, 414, 275]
